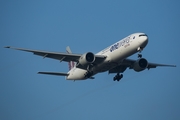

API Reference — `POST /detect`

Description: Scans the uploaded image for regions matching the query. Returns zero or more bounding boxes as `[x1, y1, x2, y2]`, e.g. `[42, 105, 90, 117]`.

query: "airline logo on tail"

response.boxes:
[68, 61, 75, 70]
[66, 46, 75, 70]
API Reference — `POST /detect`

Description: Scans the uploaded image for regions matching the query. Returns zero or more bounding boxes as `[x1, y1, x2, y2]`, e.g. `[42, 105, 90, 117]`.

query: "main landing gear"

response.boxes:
[85, 64, 94, 78]
[113, 73, 123, 81]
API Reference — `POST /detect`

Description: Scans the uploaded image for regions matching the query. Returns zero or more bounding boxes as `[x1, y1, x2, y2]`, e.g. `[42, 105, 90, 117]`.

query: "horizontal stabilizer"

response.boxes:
[38, 72, 69, 76]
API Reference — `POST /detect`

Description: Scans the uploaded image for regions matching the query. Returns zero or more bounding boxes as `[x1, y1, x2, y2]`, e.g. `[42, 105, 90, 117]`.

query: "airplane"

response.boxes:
[5, 33, 176, 81]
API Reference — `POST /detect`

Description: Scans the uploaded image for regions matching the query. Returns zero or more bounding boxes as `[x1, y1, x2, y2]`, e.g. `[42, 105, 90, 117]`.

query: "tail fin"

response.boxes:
[66, 46, 75, 70]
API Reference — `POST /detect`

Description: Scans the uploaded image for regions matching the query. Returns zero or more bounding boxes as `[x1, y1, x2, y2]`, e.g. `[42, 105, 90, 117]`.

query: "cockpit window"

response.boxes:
[139, 34, 148, 37]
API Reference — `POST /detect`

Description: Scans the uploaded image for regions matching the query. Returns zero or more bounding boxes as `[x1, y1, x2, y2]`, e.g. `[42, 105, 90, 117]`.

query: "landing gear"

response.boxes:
[138, 54, 142, 58]
[85, 71, 93, 78]
[113, 73, 123, 81]
[137, 47, 143, 58]
[85, 64, 94, 78]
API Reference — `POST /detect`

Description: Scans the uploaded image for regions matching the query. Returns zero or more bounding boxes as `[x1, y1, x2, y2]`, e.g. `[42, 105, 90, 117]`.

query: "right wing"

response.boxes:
[5, 46, 106, 64]
[5, 46, 81, 62]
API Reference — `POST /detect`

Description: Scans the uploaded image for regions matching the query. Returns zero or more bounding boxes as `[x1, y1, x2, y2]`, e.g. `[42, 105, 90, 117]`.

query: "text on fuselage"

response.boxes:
[110, 37, 130, 52]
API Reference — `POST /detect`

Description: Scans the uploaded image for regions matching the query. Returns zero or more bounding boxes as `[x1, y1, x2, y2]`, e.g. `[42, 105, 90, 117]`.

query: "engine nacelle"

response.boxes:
[79, 52, 95, 67]
[133, 58, 148, 72]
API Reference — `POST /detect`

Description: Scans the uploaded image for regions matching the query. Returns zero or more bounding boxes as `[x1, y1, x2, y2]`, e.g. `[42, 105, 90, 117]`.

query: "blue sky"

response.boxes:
[0, 0, 180, 120]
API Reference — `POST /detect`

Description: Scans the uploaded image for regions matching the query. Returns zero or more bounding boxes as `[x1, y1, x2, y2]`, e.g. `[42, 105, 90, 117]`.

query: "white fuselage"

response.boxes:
[66, 33, 148, 80]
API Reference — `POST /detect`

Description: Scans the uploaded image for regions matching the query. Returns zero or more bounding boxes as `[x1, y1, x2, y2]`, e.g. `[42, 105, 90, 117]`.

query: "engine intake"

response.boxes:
[133, 58, 148, 72]
[79, 52, 95, 67]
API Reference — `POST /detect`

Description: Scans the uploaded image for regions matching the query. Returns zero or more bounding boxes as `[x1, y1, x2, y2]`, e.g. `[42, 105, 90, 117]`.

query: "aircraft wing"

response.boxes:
[5, 46, 106, 64]
[109, 58, 176, 74]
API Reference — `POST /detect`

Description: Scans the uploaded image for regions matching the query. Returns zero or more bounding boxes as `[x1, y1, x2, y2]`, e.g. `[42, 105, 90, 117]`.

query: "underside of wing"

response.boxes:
[124, 58, 176, 69]
[147, 62, 176, 68]
[109, 65, 127, 74]
[5, 46, 106, 64]
[5, 46, 81, 62]
[109, 58, 176, 74]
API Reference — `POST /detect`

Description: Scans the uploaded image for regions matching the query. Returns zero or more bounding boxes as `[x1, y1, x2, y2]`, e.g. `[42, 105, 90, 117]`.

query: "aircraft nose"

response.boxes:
[139, 35, 148, 48]
[144, 36, 148, 45]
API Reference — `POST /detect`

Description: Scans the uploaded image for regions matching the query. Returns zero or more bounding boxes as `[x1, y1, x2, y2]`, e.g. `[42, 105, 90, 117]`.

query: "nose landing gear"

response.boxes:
[138, 54, 142, 58]
[137, 47, 143, 58]
[113, 73, 123, 81]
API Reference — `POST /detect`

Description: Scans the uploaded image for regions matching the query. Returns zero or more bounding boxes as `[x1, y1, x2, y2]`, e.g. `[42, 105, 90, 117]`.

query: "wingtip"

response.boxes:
[170, 65, 176, 67]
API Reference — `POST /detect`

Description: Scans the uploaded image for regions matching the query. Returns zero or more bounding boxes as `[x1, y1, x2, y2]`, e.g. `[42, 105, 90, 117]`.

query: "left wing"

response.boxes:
[125, 58, 176, 68]
[5, 46, 106, 64]
[109, 58, 176, 74]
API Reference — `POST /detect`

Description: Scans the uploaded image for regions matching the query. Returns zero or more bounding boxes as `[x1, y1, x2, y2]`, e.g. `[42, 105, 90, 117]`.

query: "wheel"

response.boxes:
[117, 76, 121, 81]
[117, 74, 123, 82]
[113, 73, 123, 81]
[120, 74, 123, 79]
[138, 54, 142, 58]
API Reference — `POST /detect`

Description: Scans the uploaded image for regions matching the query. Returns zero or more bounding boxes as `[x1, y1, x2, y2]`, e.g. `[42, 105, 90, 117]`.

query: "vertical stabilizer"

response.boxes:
[66, 46, 75, 70]
[66, 46, 72, 54]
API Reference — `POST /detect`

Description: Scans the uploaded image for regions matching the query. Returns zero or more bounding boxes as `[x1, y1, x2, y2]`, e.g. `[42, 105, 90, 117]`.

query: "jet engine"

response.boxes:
[133, 58, 148, 72]
[78, 52, 95, 67]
